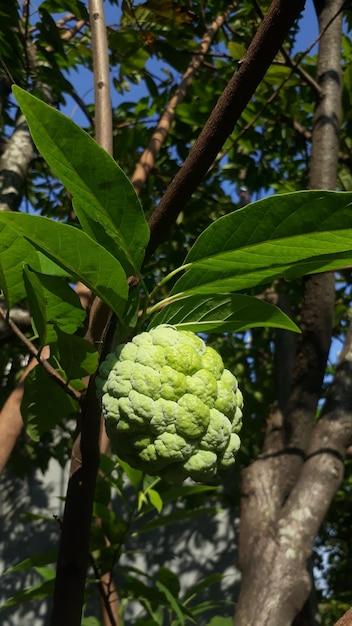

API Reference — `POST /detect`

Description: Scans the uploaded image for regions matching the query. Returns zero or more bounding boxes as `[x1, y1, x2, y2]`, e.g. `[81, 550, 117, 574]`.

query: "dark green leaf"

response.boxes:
[149, 294, 300, 333]
[0, 222, 39, 307]
[21, 367, 78, 440]
[172, 191, 352, 296]
[183, 573, 224, 601]
[3, 551, 57, 575]
[158, 567, 180, 599]
[13, 86, 150, 274]
[156, 581, 185, 625]
[39, 0, 88, 19]
[55, 329, 99, 381]
[0, 578, 55, 609]
[206, 618, 233, 626]
[23, 267, 85, 344]
[0, 213, 128, 318]
[136, 507, 218, 534]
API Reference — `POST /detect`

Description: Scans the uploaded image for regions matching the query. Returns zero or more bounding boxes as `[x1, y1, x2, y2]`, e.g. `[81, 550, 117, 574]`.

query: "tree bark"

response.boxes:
[235, 1, 345, 624]
[0, 115, 33, 212]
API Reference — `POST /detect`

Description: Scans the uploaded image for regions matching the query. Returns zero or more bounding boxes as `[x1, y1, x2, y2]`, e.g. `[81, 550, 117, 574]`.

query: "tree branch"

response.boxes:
[0, 308, 80, 401]
[89, 0, 112, 155]
[147, 0, 306, 254]
[0, 115, 34, 212]
[251, 0, 322, 95]
[50, 3, 116, 625]
[236, 2, 346, 623]
[131, 4, 234, 192]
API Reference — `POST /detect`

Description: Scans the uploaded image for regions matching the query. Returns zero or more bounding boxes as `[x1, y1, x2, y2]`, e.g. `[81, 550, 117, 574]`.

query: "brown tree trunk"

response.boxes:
[235, 1, 345, 624]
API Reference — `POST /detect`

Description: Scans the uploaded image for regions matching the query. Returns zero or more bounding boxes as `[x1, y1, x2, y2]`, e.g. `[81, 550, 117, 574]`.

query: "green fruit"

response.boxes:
[96, 325, 243, 483]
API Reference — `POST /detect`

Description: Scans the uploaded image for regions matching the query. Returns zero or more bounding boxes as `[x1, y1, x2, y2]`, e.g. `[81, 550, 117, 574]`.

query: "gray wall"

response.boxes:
[0, 464, 240, 624]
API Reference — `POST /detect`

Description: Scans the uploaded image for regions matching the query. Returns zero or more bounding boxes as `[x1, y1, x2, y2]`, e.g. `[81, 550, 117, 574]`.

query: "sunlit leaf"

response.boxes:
[149, 294, 300, 333]
[13, 86, 150, 274]
[172, 191, 352, 296]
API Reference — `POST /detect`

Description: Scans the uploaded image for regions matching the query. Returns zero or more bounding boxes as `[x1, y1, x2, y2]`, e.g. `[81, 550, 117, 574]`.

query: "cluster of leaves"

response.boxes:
[1, 454, 235, 624]
[2, 81, 352, 622]
[1, 1, 352, 623]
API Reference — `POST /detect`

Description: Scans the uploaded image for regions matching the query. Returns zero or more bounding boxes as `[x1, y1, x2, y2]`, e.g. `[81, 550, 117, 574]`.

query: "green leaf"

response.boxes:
[0, 222, 40, 307]
[39, 0, 88, 20]
[21, 367, 78, 440]
[136, 506, 218, 534]
[158, 567, 180, 598]
[23, 267, 85, 344]
[172, 191, 352, 296]
[0, 578, 55, 609]
[183, 573, 224, 602]
[81, 618, 101, 626]
[55, 329, 99, 381]
[13, 86, 150, 274]
[156, 581, 185, 625]
[0, 212, 128, 318]
[148, 488, 163, 513]
[3, 551, 57, 575]
[206, 618, 233, 626]
[149, 294, 300, 333]
[118, 457, 143, 487]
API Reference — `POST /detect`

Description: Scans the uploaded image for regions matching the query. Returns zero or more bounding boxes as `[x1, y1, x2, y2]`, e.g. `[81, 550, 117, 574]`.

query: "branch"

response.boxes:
[0, 308, 80, 401]
[251, 0, 322, 95]
[89, 0, 113, 155]
[278, 337, 352, 569]
[60, 19, 86, 41]
[217, 0, 347, 161]
[89, 554, 117, 626]
[50, 3, 116, 625]
[0, 115, 34, 212]
[0, 301, 31, 339]
[283, 0, 344, 465]
[131, 4, 234, 192]
[0, 354, 44, 472]
[237, 4, 345, 621]
[147, 0, 306, 254]
[335, 609, 352, 626]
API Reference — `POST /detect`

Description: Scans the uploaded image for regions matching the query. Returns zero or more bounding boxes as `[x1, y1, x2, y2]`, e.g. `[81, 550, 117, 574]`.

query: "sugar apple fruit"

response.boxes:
[96, 325, 243, 483]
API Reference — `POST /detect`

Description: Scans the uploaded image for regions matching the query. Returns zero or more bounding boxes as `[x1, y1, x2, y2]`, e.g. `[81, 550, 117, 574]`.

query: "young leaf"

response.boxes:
[149, 294, 300, 333]
[172, 191, 352, 296]
[0, 213, 128, 318]
[13, 86, 150, 274]
[22, 367, 78, 441]
[55, 329, 99, 381]
[0, 221, 40, 307]
[23, 267, 85, 344]
[148, 488, 163, 513]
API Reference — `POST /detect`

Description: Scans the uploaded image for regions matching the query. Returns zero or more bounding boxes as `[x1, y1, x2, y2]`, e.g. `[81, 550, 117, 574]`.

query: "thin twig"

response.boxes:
[131, 3, 236, 192]
[69, 88, 94, 126]
[0, 309, 80, 401]
[89, 0, 113, 154]
[89, 554, 117, 626]
[217, 0, 348, 163]
[60, 19, 87, 41]
[252, 0, 322, 95]
[147, 0, 307, 254]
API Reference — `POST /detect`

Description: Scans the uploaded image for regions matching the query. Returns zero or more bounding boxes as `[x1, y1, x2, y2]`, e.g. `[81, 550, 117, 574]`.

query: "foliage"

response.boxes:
[0, 2, 352, 624]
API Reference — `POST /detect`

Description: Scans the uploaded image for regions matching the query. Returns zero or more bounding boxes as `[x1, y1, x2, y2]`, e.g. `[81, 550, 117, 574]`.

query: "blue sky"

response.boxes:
[63, 0, 320, 124]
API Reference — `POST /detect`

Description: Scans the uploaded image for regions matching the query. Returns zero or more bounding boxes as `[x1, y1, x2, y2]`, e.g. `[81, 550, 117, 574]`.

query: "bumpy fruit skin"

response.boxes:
[96, 325, 243, 483]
